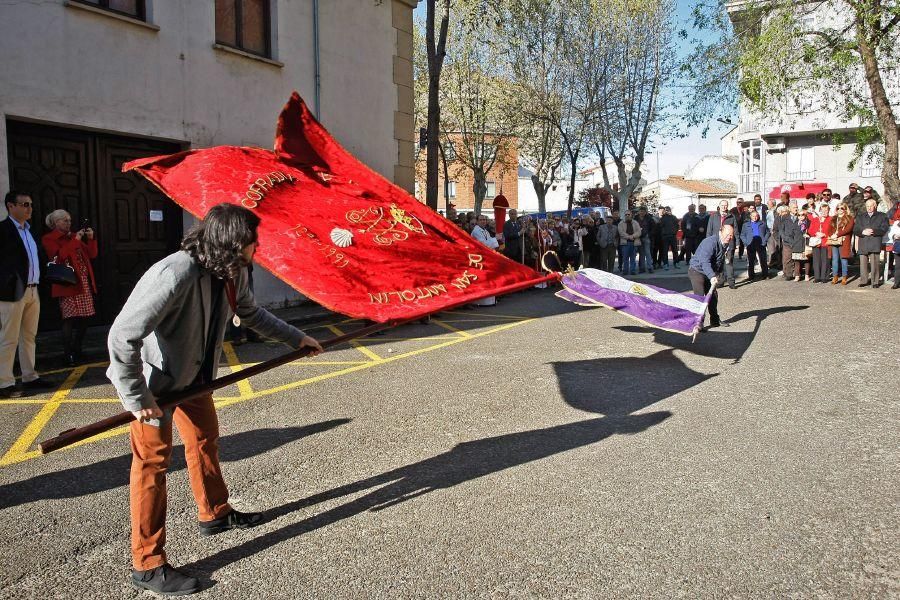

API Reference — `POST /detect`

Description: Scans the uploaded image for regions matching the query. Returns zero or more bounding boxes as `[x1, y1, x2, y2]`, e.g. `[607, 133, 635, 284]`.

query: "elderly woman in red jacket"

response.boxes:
[41, 210, 98, 365]
[807, 203, 833, 282]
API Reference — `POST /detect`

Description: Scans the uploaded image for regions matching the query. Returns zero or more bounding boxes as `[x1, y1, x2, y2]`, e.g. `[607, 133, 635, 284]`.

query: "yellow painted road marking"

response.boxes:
[444, 311, 533, 320]
[430, 318, 473, 338]
[222, 341, 254, 397]
[0, 367, 87, 466]
[327, 324, 383, 362]
[0, 313, 534, 466]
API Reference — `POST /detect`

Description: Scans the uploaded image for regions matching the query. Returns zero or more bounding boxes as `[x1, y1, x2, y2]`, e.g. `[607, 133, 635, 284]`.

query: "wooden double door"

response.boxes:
[6, 120, 184, 329]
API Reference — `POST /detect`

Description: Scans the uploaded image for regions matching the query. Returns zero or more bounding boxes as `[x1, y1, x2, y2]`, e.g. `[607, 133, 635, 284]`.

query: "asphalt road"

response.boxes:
[0, 267, 898, 599]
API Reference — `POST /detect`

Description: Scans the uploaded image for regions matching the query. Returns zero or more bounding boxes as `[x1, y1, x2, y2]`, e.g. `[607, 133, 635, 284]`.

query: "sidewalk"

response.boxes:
[34, 301, 338, 371]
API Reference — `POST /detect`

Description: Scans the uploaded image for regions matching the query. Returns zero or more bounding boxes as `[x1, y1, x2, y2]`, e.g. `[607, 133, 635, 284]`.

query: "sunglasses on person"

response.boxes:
[15, 202, 33, 208]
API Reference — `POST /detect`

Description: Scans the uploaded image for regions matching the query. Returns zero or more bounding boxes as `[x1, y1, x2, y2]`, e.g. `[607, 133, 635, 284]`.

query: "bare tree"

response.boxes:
[424, 0, 452, 211]
[439, 8, 521, 216]
[504, 0, 565, 214]
[593, 0, 675, 209]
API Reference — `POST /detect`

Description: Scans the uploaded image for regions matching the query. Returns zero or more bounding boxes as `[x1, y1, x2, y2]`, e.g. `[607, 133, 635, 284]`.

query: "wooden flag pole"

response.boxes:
[37, 320, 394, 455]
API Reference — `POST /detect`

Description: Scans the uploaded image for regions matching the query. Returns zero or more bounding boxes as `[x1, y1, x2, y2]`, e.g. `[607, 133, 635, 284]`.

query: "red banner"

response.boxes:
[124, 93, 555, 322]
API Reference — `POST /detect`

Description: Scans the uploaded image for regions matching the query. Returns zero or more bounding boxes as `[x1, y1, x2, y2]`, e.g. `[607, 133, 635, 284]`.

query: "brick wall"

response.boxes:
[414, 136, 519, 213]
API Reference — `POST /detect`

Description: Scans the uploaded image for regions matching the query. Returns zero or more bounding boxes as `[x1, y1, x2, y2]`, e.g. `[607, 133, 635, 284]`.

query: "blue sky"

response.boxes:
[413, 2, 735, 180]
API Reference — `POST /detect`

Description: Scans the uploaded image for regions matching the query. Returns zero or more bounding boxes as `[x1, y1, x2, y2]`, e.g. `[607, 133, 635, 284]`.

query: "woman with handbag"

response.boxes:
[828, 202, 854, 285]
[797, 208, 814, 281]
[41, 210, 98, 366]
[807, 204, 832, 282]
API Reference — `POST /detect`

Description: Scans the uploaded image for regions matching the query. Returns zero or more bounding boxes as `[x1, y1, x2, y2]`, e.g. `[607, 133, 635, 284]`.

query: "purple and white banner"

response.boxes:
[556, 268, 710, 336]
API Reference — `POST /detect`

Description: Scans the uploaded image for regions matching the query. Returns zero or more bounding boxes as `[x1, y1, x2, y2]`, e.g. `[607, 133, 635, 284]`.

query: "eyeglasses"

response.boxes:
[15, 202, 33, 208]
[837, 208, 845, 211]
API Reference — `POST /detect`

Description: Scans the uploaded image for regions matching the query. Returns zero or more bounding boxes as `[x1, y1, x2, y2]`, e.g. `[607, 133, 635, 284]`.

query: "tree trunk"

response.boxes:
[473, 169, 487, 216]
[531, 175, 548, 214]
[857, 16, 900, 201]
[567, 163, 578, 218]
[425, 0, 450, 211]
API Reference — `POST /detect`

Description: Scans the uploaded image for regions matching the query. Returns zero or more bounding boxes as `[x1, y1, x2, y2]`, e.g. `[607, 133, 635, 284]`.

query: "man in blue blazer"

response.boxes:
[739, 208, 771, 280]
[0, 190, 51, 398]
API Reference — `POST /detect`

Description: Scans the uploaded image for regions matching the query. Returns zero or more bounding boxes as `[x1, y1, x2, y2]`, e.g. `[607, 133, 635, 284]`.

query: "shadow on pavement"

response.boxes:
[0, 420, 350, 511]
[614, 305, 809, 363]
[184, 350, 715, 578]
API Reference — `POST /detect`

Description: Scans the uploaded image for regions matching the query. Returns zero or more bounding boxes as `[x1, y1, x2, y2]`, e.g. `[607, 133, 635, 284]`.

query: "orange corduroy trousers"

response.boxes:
[129, 394, 232, 570]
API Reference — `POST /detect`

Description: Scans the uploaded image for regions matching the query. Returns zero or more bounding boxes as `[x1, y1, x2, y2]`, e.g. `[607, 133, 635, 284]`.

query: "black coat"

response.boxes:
[636, 214, 655, 239]
[658, 214, 679, 237]
[0, 217, 47, 302]
[680, 212, 702, 238]
[777, 215, 805, 252]
[502, 219, 523, 259]
[853, 211, 890, 254]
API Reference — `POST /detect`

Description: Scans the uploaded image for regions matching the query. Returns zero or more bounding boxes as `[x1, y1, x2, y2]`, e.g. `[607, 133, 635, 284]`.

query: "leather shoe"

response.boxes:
[131, 564, 200, 596]
[0, 386, 22, 399]
[858, 282, 870, 287]
[199, 509, 264, 536]
[23, 378, 53, 390]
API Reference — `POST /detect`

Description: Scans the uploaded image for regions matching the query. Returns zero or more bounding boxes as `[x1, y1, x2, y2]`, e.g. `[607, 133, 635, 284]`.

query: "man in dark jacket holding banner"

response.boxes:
[688, 224, 734, 329]
[107, 204, 323, 596]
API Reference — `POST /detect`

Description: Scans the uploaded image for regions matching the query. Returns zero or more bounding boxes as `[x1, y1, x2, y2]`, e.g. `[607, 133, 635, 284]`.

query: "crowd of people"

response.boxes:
[455, 183, 900, 290]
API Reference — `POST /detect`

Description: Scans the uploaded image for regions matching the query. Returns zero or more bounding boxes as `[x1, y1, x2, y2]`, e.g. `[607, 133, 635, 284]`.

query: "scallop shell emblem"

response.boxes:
[330, 227, 354, 248]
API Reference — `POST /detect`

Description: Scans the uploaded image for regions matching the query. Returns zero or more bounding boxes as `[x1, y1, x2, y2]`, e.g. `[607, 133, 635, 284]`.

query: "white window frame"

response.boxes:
[485, 181, 496, 199]
[740, 140, 763, 193]
[786, 147, 815, 181]
[447, 181, 457, 198]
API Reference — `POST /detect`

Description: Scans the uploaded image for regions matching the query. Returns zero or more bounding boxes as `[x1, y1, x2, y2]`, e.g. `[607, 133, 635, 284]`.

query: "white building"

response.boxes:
[579, 160, 650, 193]
[0, 0, 417, 325]
[638, 176, 736, 218]
[685, 155, 739, 187]
[727, 1, 900, 200]
[517, 166, 591, 214]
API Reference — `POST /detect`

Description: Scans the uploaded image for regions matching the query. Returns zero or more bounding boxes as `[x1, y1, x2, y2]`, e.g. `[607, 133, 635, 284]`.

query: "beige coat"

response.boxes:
[617, 220, 642, 246]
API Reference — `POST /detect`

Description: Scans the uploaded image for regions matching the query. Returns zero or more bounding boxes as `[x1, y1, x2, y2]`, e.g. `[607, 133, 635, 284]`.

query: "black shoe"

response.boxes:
[728, 282, 736, 289]
[131, 564, 200, 596]
[23, 378, 53, 390]
[858, 282, 870, 287]
[0, 386, 22, 399]
[708, 318, 721, 328]
[873, 282, 881, 288]
[199, 509, 264, 536]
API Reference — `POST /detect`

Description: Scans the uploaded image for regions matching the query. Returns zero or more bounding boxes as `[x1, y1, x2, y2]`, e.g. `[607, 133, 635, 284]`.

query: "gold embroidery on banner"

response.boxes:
[287, 224, 350, 269]
[629, 284, 649, 296]
[242, 171, 296, 209]
[346, 204, 426, 246]
[367, 255, 484, 305]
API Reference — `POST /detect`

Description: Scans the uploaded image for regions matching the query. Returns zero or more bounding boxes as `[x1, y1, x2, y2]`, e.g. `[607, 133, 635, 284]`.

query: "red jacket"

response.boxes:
[807, 215, 832, 239]
[41, 230, 98, 298]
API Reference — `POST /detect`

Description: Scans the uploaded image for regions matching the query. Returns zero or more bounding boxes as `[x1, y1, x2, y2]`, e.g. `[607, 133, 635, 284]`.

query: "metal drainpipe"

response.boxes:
[313, 0, 321, 119]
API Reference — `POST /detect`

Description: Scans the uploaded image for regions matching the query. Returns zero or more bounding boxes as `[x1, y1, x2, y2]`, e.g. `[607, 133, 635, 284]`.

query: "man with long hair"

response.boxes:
[107, 203, 323, 595]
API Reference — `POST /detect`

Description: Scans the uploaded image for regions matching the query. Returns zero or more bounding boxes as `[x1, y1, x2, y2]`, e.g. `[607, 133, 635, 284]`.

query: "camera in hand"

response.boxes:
[81, 218, 90, 230]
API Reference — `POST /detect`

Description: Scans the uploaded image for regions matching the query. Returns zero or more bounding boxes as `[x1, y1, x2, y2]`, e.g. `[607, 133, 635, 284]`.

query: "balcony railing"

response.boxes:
[785, 170, 815, 181]
[738, 119, 759, 134]
[740, 172, 762, 193]
[860, 166, 880, 178]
